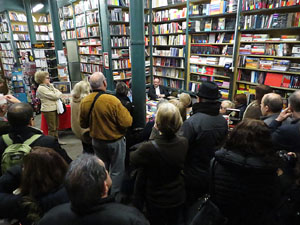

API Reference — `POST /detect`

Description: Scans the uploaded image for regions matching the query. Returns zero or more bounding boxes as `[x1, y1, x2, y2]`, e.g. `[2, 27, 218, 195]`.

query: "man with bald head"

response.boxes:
[260, 93, 291, 126]
[269, 90, 300, 152]
[80, 72, 132, 195]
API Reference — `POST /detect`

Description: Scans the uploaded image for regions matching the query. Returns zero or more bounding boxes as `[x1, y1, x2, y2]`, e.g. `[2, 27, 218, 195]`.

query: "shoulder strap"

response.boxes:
[2, 134, 13, 146]
[151, 140, 175, 169]
[23, 134, 42, 146]
[88, 91, 104, 119]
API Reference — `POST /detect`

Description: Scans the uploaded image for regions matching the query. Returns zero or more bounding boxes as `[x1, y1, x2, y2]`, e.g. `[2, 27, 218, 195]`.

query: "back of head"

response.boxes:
[179, 93, 191, 108]
[156, 102, 183, 137]
[89, 72, 105, 90]
[289, 90, 300, 113]
[234, 94, 247, 106]
[225, 119, 273, 157]
[255, 85, 273, 104]
[71, 81, 90, 101]
[21, 147, 68, 198]
[197, 81, 221, 101]
[116, 82, 128, 97]
[64, 154, 107, 212]
[262, 93, 283, 113]
[7, 103, 33, 128]
[169, 99, 186, 121]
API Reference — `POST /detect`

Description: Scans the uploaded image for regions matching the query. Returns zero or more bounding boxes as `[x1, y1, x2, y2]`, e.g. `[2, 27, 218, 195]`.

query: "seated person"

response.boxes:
[0, 147, 69, 224]
[38, 154, 149, 225]
[148, 78, 169, 100]
[0, 103, 71, 174]
[219, 100, 235, 115]
[234, 94, 247, 119]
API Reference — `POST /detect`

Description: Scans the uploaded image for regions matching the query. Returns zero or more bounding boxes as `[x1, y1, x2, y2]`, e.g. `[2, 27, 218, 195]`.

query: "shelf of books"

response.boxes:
[187, 0, 237, 99]
[145, 0, 151, 84]
[108, 0, 132, 82]
[32, 13, 60, 82]
[8, 11, 32, 66]
[59, 4, 76, 41]
[235, 1, 300, 98]
[0, 12, 15, 78]
[151, 0, 187, 90]
[74, 0, 103, 79]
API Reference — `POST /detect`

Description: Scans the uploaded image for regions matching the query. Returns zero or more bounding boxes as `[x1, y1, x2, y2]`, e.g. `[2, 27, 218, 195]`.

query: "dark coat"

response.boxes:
[116, 94, 134, 116]
[212, 149, 281, 225]
[269, 118, 300, 153]
[180, 102, 228, 194]
[130, 134, 188, 208]
[148, 85, 169, 100]
[38, 196, 149, 225]
[261, 113, 292, 127]
[0, 126, 72, 174]
[0, 165, 69, 224]
[276, 184, 300, 225]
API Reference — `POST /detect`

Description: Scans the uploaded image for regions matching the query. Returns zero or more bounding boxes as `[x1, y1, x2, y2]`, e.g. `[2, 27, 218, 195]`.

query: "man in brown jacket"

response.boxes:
[80, 72, 132, 195]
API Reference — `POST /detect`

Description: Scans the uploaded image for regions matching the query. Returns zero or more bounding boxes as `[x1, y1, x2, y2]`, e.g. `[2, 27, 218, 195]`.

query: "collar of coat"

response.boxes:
[192, 101, 221, 116]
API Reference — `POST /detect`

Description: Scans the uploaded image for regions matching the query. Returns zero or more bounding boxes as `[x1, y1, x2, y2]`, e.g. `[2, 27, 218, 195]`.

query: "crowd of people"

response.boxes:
[0, 71, 299, 225]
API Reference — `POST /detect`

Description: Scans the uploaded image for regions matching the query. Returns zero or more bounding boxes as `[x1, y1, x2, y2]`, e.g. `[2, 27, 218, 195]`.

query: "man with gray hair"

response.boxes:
[80, 72, 132, 195]
[260, 93, 291, 126]
[38, 154, 149, 225]
[269, 90, 300, 152]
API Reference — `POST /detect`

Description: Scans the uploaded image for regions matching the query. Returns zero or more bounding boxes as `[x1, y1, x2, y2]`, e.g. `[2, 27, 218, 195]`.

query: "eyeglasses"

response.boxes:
[45, 77, 50, 79]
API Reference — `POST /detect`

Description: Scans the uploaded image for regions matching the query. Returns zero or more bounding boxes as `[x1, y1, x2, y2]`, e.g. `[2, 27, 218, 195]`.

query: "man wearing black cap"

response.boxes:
[180, 81, 228, 204]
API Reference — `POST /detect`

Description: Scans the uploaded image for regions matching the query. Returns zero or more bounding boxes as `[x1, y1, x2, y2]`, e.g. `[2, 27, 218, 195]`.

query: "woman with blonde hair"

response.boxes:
[71, 81, 93, 153]
[35, 72, 62, 138]
[131, 102, 188, 225]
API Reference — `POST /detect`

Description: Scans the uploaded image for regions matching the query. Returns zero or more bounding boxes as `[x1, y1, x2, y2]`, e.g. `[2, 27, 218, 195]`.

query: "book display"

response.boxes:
[0, 13, 15, 79]
[8, 11, 32, 65]
[144, 0, 151, 84]
[235, 2, 300, 98]
[108, 1, 132, 81]
[152, 0, 187, 90]
[187, 0, 237, 99]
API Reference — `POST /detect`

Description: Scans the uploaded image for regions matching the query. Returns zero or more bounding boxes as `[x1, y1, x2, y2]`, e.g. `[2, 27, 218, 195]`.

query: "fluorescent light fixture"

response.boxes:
[32, 3, 44, 13]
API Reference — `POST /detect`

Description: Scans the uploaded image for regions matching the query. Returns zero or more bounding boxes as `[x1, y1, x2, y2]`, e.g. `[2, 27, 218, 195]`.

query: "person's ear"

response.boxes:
[29, 117, 35, 126]
[102, 180, 109, 197]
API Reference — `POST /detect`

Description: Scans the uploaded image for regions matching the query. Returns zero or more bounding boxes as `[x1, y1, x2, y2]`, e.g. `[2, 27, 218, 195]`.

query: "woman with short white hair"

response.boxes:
[130, 102, 188, 225]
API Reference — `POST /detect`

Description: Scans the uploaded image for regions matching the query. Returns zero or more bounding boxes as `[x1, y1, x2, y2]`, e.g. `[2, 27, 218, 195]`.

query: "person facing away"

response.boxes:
[80, 72, 132, 195]
[233, 93, 247, 119]
[260, 93, 291, 127]
[35, 71, 62, 138]
[38, 154, 149, 225]
[130, 102, 188, 225]
[0, 103, 71, 174]
[0, 147, 69, 225]
[115, 81, 133, 116]
[212, 120, 280, 225]
[179, 81, 228, 204]
[243, 84, 273, 120]
[269, 90, 300, 153]
[70, 81, 93, 154]
[148, 77, 170, 100]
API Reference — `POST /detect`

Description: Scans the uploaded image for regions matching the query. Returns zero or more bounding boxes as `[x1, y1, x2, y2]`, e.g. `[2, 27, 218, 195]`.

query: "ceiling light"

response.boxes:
[32, 3, 44, 13]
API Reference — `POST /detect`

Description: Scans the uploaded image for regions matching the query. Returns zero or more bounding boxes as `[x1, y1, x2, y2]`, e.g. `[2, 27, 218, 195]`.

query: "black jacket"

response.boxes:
[38, 196, 149, 225]
[130, 134, 188, 208]
[148, 85, 169, 100]
[0, 126, 72, 174]
[212, 149, 281, 225]
[269, 118, 300, 152]
[0, 165, 69, 224]
[116, 94, 134, 116]
[180, 102, 228, 193]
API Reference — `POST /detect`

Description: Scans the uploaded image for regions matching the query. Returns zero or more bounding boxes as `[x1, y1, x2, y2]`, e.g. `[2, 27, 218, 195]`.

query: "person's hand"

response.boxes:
[5, 95, 21, 104]
[158, 94, 165, 98]
[276, 107, 292, 122]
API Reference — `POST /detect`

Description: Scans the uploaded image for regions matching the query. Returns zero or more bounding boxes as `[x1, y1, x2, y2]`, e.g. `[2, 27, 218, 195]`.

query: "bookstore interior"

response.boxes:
[0, 0, 300, 116]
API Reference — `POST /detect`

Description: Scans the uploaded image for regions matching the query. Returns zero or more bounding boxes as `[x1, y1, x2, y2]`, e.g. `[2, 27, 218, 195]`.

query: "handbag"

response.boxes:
[56, 99, 66, 115]
[189, 159, 228, 225]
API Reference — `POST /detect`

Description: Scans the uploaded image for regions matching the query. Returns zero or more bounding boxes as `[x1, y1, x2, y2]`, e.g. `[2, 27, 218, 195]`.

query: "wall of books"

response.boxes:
[235, 1, 300, 98]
